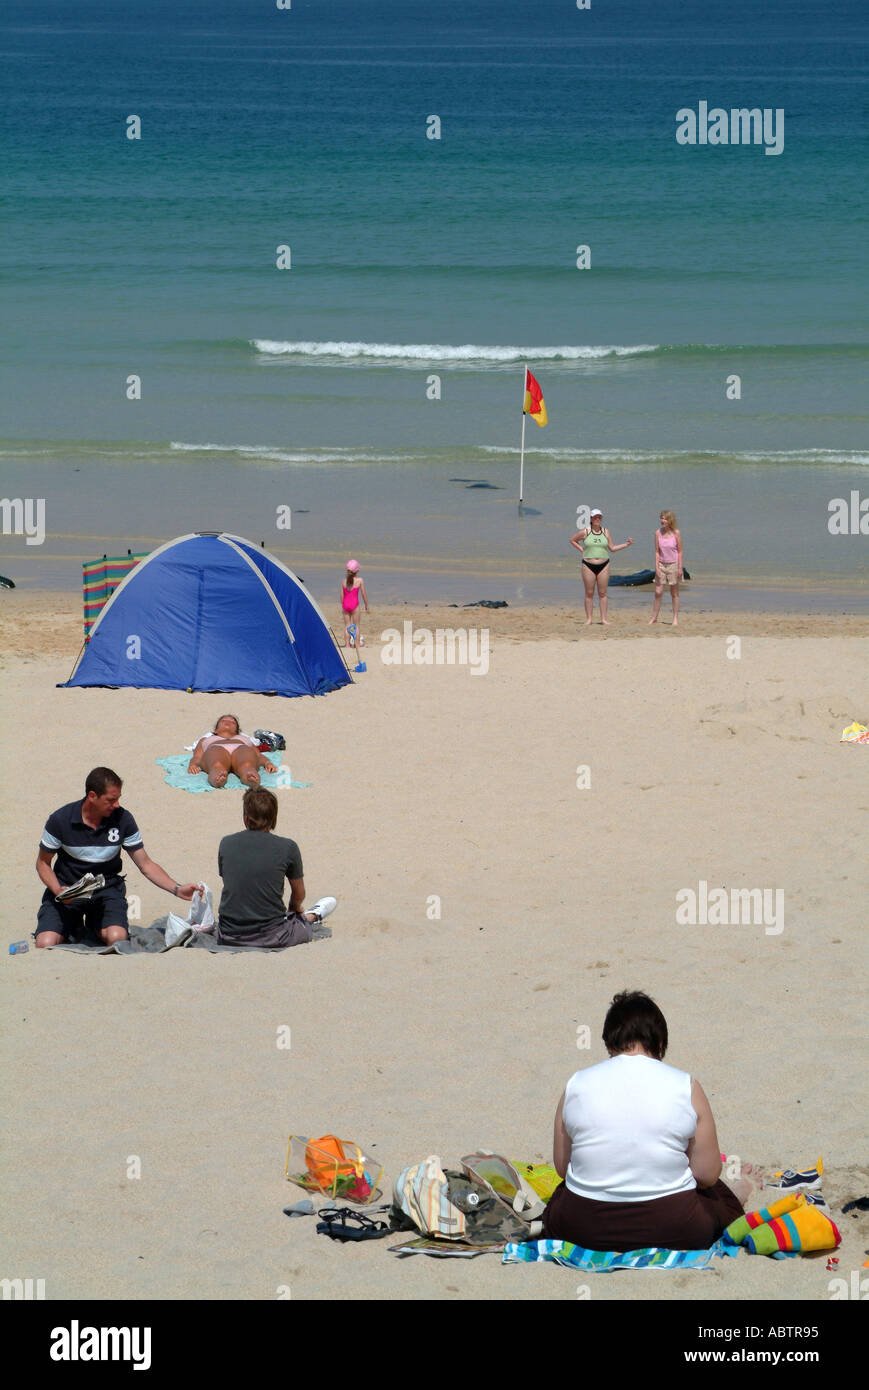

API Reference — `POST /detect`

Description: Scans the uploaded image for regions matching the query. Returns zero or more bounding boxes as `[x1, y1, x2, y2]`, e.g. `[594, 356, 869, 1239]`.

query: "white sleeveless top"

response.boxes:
[562, 1054, 697, 1202]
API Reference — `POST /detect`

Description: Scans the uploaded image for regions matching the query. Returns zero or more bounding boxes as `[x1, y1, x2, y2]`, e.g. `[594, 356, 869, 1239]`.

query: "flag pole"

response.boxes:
[519, 364, 527, 506]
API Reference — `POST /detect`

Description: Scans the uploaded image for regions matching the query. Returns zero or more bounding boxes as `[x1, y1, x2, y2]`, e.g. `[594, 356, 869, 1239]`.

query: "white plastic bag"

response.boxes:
[187, 884, 215, 932]
[165, 911, 191, 948]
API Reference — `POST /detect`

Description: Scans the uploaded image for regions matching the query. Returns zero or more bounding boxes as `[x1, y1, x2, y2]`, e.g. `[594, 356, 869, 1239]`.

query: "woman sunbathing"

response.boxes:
[543, 990, 758, 1252]
[187, 714, 277, 789]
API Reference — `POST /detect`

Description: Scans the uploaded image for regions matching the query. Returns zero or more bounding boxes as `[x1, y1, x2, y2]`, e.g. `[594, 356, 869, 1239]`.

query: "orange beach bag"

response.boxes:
[305, 1135, 364, 1188]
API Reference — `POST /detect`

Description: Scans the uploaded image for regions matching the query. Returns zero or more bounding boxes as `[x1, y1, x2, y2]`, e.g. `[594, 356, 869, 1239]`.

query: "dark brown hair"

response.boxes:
[213, 713, 241, 734]
[242, 787, 278, 832]
[85, 767, 123, 797]
[602, 991, 668, 1060]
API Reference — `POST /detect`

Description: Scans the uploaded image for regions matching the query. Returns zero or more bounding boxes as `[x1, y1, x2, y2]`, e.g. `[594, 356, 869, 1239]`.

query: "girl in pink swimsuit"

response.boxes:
[340, 559, 369, 649]
[649, 510, 684, 626]
[187, 714, 278, 789]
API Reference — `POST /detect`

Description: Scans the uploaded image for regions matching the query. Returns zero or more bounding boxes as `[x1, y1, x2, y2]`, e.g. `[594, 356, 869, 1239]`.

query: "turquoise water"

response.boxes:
[0, 0, 867, 601]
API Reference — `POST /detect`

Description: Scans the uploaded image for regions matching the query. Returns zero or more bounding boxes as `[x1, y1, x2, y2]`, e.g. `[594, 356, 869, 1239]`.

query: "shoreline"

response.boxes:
[2, 591, 869, 664]
[3, 561, 869, 619]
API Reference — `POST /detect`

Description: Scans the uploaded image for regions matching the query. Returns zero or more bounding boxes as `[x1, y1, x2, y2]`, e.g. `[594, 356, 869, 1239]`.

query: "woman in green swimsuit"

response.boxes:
[569, 509, 634, 626]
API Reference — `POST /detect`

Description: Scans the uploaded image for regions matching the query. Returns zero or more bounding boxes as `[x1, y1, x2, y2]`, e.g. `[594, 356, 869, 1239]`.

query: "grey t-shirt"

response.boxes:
[217, 830, 303, 931]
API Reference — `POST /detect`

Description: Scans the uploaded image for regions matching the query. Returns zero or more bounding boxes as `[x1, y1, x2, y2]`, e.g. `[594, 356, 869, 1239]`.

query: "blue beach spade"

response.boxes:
[347, 622, 366, 672]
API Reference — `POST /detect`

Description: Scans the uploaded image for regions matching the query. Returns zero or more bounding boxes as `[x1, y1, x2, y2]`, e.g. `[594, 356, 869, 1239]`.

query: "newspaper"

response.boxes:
[55, 873, 106, 903]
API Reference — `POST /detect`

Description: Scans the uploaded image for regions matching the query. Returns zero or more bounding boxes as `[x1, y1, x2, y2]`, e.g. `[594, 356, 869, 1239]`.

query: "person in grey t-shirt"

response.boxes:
[216, 788, 337, 949]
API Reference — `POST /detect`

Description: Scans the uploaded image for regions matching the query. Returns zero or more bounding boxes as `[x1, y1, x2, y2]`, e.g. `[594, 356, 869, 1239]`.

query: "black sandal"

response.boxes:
[315, 1207, 392, 1242]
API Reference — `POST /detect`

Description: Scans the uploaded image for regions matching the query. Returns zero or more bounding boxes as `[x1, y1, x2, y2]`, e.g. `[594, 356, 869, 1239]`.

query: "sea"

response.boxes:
[1, 0, 867, 608]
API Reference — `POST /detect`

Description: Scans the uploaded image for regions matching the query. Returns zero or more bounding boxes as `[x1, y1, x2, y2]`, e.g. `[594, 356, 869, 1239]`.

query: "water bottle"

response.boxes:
[9, 941, 29, 954]
[449, 1184, 483, 1214]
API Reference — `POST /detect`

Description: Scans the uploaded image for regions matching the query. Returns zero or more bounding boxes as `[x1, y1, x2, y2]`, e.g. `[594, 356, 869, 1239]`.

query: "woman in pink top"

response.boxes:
[649, 509, 683, 626]
[187, 714, 277, 789]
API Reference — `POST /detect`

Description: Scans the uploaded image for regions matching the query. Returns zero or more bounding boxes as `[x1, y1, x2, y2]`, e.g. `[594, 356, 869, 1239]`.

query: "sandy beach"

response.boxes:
[2, 591, 867, 1301]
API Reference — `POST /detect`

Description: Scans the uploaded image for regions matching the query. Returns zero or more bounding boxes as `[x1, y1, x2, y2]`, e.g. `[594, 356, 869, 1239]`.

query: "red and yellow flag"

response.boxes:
[523, 368, 548, 426]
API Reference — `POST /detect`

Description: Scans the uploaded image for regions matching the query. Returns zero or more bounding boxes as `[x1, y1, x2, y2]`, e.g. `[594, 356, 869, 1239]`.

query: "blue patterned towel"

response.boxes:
[155, 753, 310, 793]
[502, 1238, 739, 1271]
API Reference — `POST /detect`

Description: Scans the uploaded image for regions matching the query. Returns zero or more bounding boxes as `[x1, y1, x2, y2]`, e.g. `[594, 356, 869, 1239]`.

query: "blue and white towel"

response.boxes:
[502, 1238, 739, 1271]
[155, 752, 310, 793]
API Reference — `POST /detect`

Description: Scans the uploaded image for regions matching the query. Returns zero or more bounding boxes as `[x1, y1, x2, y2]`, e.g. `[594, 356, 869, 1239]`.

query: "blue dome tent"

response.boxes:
[61, 533, 352, 697]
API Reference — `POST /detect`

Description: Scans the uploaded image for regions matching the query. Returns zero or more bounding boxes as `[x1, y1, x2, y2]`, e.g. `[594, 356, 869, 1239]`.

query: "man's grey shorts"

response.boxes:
[215, 911, 313, 950]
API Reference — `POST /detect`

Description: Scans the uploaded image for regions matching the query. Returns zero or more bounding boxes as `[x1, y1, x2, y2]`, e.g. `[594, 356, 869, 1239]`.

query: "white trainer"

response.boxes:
[307, 896, 337, 923]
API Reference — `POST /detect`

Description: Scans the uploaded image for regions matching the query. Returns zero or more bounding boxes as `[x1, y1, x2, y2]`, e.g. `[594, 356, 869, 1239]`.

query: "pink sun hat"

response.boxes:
[345, 559, 360, 573]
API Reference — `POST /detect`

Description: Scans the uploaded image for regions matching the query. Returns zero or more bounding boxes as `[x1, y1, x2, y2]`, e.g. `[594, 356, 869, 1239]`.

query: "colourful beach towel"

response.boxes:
[155, 753, 310, 793]
[723, 1192, 839, 1257]
[841, 722, 869, 744]
[502, 1238, 739, 1271]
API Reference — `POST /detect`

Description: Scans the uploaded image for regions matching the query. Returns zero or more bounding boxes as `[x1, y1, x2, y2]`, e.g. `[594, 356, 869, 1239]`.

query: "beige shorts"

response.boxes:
[656, 561, 680, 586]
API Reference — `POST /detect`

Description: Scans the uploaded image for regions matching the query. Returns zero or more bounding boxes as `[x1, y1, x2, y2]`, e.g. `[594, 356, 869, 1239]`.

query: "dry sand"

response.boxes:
[2, 592, 868, 1301]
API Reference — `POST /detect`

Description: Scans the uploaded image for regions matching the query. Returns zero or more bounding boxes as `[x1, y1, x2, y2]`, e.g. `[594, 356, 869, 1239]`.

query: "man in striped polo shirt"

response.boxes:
[35, 766, 199, 947]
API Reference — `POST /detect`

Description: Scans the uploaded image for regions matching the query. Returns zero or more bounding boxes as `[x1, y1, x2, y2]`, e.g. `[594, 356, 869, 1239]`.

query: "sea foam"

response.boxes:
[250, 339, 659, 363]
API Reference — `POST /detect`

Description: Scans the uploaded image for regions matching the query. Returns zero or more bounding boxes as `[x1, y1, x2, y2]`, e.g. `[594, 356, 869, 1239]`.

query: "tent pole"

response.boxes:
[329, 624, 356, 680]
[62, 639, 87, 686]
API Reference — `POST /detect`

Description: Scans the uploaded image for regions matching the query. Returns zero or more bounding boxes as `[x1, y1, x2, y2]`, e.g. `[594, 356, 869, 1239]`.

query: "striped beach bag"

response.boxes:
[392, 1155, 544, 1244]
[393, 1156, 468, 1240]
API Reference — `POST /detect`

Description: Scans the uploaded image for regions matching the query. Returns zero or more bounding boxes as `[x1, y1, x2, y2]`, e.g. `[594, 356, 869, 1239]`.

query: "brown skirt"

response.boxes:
[215, 911, 313, 951]
[541, 1179, 744, 1252]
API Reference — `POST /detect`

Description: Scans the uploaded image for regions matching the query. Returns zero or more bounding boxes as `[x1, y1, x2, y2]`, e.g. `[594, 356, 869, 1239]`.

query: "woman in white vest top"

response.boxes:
[543, 991, 757, 1250]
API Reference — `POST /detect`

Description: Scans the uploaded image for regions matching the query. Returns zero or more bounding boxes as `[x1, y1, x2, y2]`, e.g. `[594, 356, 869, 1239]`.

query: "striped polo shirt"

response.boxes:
[40, 801, 144, 885]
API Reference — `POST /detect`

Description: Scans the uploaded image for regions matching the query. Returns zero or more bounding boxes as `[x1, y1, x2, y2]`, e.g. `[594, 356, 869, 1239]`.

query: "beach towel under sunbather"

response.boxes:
[155, 752, 310, 793]
[502, 1238, 739, 1271]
